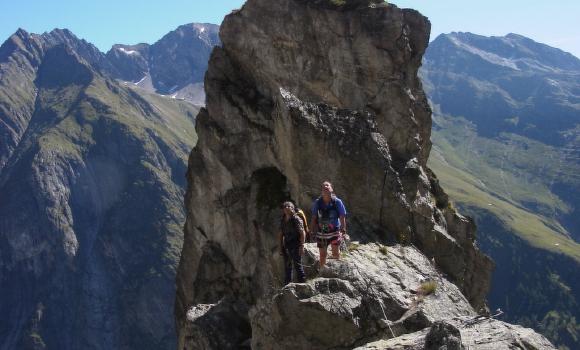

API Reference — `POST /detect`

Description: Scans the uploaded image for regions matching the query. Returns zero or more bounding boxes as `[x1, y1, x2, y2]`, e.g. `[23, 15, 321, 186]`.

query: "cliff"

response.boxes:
[175, 0, 552, 348]
[0, 28, 198, 349]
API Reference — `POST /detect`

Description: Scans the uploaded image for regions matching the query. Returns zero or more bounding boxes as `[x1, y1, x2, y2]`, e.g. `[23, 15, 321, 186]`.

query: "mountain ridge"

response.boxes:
[105, 22, 220, 104]
[1, 23, 220, 106]
[0, 25, 199, 349]
[422, 31, 580, 349]
[433, 32, 580, 70]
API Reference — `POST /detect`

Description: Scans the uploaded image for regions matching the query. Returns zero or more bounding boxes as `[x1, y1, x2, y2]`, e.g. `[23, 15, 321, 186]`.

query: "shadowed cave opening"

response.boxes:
[252, 167, 292, 210]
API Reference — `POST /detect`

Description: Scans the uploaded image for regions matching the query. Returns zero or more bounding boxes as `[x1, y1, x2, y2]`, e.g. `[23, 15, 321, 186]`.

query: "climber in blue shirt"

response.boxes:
[310, 181, 347, 267]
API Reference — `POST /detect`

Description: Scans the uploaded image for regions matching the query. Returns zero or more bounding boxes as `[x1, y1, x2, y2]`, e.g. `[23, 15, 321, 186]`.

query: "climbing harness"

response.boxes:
[316, 230, 340, 239]
[315, 230, 342, 253]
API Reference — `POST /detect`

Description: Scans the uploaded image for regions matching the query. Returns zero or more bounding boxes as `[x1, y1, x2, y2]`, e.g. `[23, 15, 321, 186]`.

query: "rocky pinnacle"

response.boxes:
[174, 0, 523, 348]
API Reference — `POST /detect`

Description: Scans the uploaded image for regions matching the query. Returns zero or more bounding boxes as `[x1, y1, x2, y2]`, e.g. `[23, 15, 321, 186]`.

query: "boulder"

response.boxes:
[250, 244, 475, 348]
[358, 318, 555, 349]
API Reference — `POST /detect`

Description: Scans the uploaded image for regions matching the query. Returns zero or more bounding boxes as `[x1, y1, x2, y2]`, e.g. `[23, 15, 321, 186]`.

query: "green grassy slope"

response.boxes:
[428, 113, 580, 349]
[429, 114, 580, 262]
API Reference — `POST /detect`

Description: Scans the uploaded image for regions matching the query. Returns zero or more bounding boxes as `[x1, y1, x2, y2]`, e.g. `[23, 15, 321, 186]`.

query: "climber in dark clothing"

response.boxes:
[279, 201, 306, 285]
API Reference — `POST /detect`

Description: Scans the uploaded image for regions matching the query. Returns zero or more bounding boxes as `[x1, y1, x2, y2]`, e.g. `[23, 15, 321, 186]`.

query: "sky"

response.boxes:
[1, 0, 579, 58]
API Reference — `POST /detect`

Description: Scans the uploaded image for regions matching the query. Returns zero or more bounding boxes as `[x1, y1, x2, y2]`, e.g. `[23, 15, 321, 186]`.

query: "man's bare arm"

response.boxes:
[310, 216, 317, 235]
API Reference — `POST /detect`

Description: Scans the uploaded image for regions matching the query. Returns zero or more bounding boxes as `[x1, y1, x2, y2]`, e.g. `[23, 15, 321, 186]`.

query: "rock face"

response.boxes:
[250, 244, 475, 349]
[250, 245, 553, 349]
[181, 244, 553, 349]
[0, 28, 198, 349]
[175, 0, 510, 348]
[358, 318, 555, 349]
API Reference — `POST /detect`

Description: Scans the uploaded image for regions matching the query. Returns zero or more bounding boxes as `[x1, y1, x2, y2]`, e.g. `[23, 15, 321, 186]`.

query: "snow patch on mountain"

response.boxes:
[118, 47, 138, 55]
[448, 36, 520, 70]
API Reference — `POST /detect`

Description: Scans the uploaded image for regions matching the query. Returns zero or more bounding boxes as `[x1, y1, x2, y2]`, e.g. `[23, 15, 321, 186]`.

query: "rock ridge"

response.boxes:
[175, 0, 550, 348]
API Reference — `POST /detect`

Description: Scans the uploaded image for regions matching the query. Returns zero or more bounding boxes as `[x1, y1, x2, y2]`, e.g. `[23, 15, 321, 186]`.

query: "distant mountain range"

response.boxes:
[0, 24, 215, 349]
[106, 23, 219, 104]
[422, 32, 580, 349]
[1, 19, 578, 350]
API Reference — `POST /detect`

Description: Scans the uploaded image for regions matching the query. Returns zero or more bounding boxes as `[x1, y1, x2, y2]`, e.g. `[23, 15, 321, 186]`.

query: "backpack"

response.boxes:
[295, 207, 310, 242]
[280, 207, 310, 243]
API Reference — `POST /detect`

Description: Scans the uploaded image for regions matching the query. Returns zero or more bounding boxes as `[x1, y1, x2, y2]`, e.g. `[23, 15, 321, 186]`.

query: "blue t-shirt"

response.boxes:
[312, 196, 347, 233]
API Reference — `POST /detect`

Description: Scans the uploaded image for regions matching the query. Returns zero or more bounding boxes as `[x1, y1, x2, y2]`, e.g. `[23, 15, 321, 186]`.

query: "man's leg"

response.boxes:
[318, 239, 328, 267]
[290, 246, 306, 282]
[283, 249, 292, 284]
[331, 243, 340, 259]
[329, 234, 342, 259]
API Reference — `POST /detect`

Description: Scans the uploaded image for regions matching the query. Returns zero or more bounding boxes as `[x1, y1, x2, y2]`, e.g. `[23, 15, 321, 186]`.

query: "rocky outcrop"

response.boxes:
[358, 319, 555, 349]
[248, 244, 552, 349]
[250, 244, 475, 349]
[181, 242, 553, 349]
[175, 0, 506, 348]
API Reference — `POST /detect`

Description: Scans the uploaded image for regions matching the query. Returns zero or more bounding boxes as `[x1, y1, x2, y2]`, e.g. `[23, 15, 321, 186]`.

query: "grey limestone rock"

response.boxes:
[357, 318, 555, 350]
[182, 300, 251, 350]
[250, 244, 475, 349]
[424, 321, 463, 350]
[174, 0, 547, 349]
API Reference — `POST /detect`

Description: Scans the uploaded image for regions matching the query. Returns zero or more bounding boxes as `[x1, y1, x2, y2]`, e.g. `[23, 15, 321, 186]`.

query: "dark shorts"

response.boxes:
[316, 234, 342, 249]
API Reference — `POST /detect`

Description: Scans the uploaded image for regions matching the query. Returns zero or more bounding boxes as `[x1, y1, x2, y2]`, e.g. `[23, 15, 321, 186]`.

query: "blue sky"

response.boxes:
[1, 0, 579, 57]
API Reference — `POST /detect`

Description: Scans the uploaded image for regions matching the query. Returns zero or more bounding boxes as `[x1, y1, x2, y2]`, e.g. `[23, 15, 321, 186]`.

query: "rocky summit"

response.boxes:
[175, 0, 552, 348]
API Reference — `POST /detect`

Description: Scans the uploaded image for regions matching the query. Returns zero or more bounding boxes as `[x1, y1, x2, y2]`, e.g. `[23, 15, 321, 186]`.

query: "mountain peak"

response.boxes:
[46, 28, 74, 36]
[431, 32, 580, 72]
[2, 28, 34, 46]
[505, 32, 525, 39]
[1, 28, 35, 48]
[40, 28, 84, 47]
[187, 22, 219, 31]
[166, 22, 220, 48]
[0, 28, 44, 65]
[14, 28, 31, 39]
